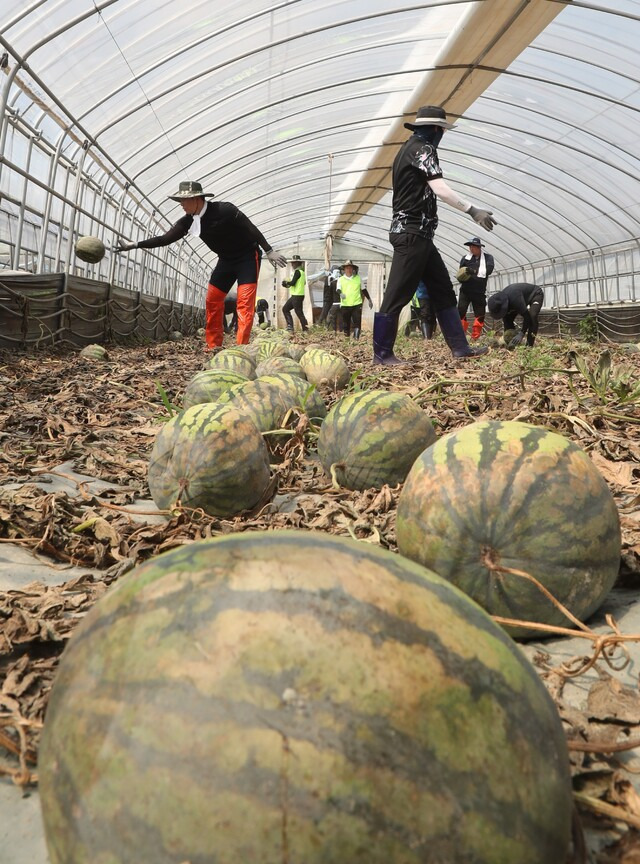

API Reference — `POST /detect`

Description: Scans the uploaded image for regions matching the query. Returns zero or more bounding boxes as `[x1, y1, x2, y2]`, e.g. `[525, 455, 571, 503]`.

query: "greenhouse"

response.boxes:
[2, 2, 640, 863]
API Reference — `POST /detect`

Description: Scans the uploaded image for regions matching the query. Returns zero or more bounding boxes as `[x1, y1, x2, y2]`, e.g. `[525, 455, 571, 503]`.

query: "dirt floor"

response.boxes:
[2, 326, 640, 862]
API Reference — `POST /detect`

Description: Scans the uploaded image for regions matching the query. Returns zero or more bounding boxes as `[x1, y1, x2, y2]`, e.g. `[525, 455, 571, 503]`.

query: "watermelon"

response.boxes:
[196, 327, 205, 337]
[217, 378, 298, 437]
[147, 402, 271, 517]
[182, 369, 249, 409]
[300, 347, 350, 389]
[286, 344, 307, 362]
[256, 355, 306, 379]
[318, 389, 436, 490]
[169, 330, 184, 341]
[75, 235, 105, 263]
[39, 531, 572, 864]
[258, 373, 327, 422]
[257, 340, 289, 362]
[208, 348, 256, 379]
[79, 344, 108, 360]
[502, 328, 517, 348]
[396, 420, 621, 638]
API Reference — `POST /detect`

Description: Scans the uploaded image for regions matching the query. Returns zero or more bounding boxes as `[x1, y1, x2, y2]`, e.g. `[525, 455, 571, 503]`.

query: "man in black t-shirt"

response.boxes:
[374, 106, 497, 365]
[115, 181, 286, 349]
[488, 283, 544, 347]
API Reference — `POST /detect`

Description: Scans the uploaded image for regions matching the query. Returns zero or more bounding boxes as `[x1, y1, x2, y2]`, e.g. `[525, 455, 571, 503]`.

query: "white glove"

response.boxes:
[467, 205, 496, 231]
[266, 249, 286, 268]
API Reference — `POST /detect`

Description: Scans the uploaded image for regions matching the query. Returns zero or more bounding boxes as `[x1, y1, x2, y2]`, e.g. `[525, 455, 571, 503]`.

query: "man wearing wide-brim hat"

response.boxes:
[373, 105, 497, 365]
[115, 181, 286, 348]
[281, 254, 308, 332]
[336, 260, 373, 339]
[457, 236, 495, 341]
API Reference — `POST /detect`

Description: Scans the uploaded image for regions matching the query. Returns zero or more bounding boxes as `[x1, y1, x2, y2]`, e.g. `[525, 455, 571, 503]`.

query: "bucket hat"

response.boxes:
[340, 259, 359, 273]
[464, 237, 485, 247]
[404, 105, 457, 131]
[168, 181, 215, 201]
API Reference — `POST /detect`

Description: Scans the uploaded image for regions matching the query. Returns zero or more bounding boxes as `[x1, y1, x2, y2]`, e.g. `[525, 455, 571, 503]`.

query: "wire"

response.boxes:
[92, 2, 188, 178]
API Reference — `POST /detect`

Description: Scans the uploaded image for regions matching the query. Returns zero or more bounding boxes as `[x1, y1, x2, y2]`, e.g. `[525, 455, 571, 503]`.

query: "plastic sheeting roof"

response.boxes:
[3, 0, 640, 270]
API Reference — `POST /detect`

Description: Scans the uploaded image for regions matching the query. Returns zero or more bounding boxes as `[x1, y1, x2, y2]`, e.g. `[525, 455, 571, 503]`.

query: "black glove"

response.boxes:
[281, 280, 289, 288]
[509, 331, 524, 349]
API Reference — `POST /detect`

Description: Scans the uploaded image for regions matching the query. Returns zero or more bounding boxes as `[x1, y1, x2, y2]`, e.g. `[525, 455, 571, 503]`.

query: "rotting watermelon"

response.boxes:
[39, 530, 573, 864]
[147, 402, 271, 516]
[396, 419, 621, 638]
[299, 347, 350, 389]
[318, 389, 436, 490]
[182, 368, 249, 409]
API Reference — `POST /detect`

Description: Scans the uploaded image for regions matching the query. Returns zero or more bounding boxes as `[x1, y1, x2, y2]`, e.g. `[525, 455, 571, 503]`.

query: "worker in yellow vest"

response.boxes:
[281, 254, 308, 331]
[337, 260, 373, 339]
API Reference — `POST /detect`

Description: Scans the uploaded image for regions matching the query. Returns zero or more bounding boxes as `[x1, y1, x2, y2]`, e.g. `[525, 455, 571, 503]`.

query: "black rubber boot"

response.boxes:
[419, 320, 429, 340]
[437, 307, 489, 358]
[373, 313, 405, 366]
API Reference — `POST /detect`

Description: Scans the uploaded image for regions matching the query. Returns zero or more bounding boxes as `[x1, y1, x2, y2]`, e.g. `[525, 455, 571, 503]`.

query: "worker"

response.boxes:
[281, 254, 308, 332]
[256, 297, 270, 326]
[114, 180, 286, 348]
[325, 268, 342, 331]
[224, 293, 238, 334]
[488, 283, 545, 347]
[337, 260, 373, 339]
[457, 237, 494, 340]
[405, 280, 437, 339]
[373, 105, 495, 365]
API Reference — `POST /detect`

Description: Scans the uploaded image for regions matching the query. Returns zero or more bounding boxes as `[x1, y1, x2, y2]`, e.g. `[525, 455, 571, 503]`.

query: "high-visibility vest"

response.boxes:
[411, 292, 420, 308]
[338, 274, 362, 307]
[289, 269, 306, 296]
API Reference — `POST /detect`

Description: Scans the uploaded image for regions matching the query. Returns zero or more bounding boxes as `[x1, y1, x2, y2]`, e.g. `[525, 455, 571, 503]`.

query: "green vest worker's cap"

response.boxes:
[168, 181, 215, 201]
[290, 255, 304, 265]
[340, 259, 359, 273]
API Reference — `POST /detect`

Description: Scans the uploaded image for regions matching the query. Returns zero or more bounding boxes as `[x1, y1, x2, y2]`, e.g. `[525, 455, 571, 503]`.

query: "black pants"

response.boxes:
[282, 295, 308, 330]
[341, 304, 362, 335]
[380, 233, 456, 316]
[458, 289, 486, 323]
[504, 288, 544, 346]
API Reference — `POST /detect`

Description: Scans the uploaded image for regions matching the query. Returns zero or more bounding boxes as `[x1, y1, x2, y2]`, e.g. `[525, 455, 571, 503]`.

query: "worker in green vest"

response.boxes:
[281, 254, 308, 331]
[337, 259, 373, 339]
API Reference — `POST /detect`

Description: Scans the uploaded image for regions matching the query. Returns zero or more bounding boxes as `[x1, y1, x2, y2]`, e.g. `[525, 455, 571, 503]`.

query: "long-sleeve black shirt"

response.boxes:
[137, 201, 271, 259]
[458, 252, 495, 295]
[501, 283, 543, 331]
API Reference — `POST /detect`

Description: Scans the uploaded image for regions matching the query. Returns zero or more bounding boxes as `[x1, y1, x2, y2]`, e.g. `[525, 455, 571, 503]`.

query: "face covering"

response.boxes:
[414, 125, 443, 147]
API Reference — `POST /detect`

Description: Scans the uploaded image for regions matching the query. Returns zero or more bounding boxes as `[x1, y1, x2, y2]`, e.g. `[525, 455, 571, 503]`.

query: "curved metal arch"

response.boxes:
[546, 0, 640, 23]
[89, 0, 472, 131]
[120, 36, 429, 168]
[208, 136, 615, 252]
[134, 63, 639, 216]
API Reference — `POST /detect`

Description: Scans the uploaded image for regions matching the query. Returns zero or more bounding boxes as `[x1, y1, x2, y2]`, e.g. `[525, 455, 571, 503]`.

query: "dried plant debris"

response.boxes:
[1, 333, 640, 859]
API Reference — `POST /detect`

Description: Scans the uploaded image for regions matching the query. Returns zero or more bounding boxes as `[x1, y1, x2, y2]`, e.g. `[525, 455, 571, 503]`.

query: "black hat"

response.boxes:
[404, 105, 457, 132]
[488, 293, 509, 319]
[168, 180, 214, 201]
[464, 237, 485, 247]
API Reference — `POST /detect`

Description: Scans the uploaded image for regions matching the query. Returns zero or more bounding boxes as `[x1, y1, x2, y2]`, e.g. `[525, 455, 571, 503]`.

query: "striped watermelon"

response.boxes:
[318, 389, 436, 490]
[258, 373, 327, 422]
[208, 348, 257, 379]
[147, 402, 271, 517]
[286, 344, 307, 362]
[79, 344, 108, 360]
[257, 340, 289, 362]
[182, 369, 249, 409]
[39, 531, 572, 864]
[217, 378, 298, 438]
[256, 355, 307, 379]
[396, 420, 621, 638]
[299, 348, 350, 389]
